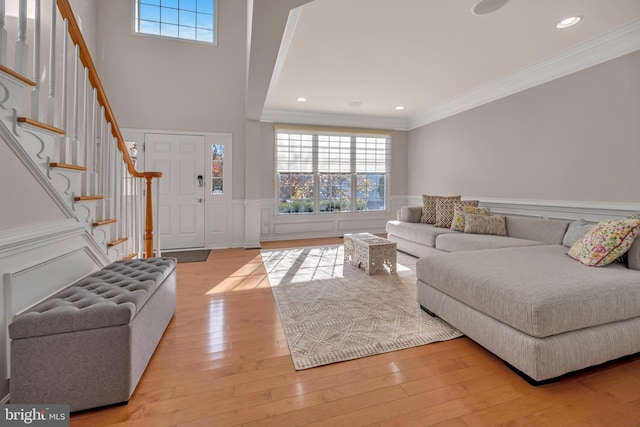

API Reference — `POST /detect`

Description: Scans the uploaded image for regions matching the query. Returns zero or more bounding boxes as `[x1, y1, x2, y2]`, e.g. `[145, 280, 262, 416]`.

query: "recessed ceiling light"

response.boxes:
[297, 97, 307, 102]
[471, 0, 509, 16]
[349, 101, 362, 107]
[556, 16, 582, 29]
[395, 106, 405, 111]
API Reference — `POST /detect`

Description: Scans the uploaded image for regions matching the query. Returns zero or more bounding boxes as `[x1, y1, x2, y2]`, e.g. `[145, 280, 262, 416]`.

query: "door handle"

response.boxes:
[198, 198, 204, 203]
[197, 175, 204, 187]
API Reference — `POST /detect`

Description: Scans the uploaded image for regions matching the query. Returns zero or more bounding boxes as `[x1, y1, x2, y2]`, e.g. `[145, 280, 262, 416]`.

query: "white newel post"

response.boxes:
[14, 0, 28, 75]
[0, 0, 7, 66]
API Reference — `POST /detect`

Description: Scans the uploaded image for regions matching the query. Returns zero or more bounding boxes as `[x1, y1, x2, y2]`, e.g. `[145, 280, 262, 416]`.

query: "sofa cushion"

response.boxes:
[450, 202, 487, 232]
[563, 219, 595, 247]
[435, 233, 545, 252]
[568, 218, 640, 267]
[385, 220, 458, 248]
[416, 245, 640, 338]
[506, 216, 570, 245]
[628, 238, 640, 271]
[421, 195, 460, 224]
[464, 214, 507, 236]
[399, 206, 422, 223]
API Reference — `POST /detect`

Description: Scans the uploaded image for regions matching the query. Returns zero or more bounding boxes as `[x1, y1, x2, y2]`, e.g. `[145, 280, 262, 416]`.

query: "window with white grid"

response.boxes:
[275, 127, 391, 214]
[134, 0, 216, 44]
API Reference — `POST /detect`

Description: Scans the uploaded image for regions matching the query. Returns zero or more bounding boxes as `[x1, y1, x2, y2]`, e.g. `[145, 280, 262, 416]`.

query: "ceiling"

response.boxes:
[260, 0, 640, 130]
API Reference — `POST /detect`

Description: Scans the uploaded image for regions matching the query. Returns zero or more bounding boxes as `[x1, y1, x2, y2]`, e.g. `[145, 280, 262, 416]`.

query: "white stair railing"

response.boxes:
[0, 0, 162, 259]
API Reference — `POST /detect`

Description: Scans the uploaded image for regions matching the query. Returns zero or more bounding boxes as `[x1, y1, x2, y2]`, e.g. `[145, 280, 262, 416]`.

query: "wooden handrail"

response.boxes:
[57, 0, 163, 258]
[56, 0, 146, 179]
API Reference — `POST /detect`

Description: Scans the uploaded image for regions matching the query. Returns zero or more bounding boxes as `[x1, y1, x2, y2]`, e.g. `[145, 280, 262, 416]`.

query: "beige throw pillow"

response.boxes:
[464, 214, 507, 236]
[421, 195, 460, 224]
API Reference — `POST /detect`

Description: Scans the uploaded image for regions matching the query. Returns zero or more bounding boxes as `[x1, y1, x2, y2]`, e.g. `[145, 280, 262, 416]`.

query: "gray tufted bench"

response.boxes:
[8, 257, 177, 412]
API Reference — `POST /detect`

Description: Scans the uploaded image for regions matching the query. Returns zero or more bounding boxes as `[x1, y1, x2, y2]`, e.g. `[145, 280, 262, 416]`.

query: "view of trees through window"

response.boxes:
[276, 130, 390, 214]
[211, 144, 223, 194]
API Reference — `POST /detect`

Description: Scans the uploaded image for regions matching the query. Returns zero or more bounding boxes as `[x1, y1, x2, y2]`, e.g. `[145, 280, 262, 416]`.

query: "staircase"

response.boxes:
[0, 0, 162, 263]
[1, 0, 164, 402]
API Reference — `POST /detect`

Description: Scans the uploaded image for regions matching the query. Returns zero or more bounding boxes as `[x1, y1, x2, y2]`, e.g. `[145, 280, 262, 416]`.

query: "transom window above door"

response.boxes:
[134, 0, 216, 44]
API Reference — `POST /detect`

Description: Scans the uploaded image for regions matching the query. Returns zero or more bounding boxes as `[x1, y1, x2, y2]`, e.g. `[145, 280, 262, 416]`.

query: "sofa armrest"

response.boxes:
[399, 206, 422, 223]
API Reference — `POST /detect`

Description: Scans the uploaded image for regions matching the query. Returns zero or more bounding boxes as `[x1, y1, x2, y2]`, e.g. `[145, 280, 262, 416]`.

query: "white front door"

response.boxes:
[144, 133, 206, 250]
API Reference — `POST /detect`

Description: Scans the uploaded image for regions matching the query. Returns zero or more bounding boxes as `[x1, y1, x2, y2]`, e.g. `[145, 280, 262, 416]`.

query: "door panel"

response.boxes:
[144, 133, 206, 250]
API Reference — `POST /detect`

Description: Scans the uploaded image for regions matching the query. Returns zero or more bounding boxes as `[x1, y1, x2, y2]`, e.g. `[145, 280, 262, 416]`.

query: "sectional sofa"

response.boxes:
[386, 205, 640, 383]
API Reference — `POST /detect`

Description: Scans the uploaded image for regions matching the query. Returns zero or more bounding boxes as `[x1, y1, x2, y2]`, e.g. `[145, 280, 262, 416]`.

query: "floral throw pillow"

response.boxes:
[568, 219, 640, 267]
[450, 202, 488, 231]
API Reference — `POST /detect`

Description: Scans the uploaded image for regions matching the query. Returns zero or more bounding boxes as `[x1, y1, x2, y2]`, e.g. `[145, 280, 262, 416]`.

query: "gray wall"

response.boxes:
[95, 0, 248, 198]
[408, 51, 640, 203]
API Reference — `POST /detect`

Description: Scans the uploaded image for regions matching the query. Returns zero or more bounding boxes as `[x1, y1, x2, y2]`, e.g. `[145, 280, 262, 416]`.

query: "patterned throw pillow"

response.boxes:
[464, 214, 507, 236]
[630, 211, 640, 220]
[450, 202, 488, 231]
[568, 218, 640, 267]
[435, 197, 465, 228]
[421, 195, 460, 224]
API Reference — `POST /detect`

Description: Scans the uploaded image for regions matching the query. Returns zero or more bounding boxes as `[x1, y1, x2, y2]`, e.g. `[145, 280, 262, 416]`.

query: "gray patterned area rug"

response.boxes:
[261, 245, 463, 370]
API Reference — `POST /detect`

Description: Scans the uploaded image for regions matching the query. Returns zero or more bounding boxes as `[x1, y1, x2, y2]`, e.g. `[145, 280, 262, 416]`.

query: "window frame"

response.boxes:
[131, 0, 218, 46]
[275, 126, 392, 216]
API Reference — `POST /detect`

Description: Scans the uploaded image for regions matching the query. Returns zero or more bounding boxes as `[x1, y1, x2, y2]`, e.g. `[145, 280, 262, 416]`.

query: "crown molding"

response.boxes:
[262, 19, 640, 131]
[260, 108, 410, 131]
[408, 18, 640, 130]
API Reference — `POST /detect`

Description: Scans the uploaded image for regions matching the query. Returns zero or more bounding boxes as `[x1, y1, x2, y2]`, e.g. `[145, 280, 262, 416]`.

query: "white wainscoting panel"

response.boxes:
[0, 219, 107, 403]
[405, 196, 640, 221]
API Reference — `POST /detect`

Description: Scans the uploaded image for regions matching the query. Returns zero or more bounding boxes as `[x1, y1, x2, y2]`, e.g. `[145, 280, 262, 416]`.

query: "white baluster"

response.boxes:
[71, 44, 79, 164]
[60, 19, 68, 132]
[82, 66, 89, 192]
[57, 19, 69, 163]
[91, 89, 98, 195]
[14, 0, 28, 74]
[107, 123, 114, 219]
[99, 107, 105, 197]
[155, 178, 161, 256]
[47, 0, 56, 125]
[0, 0, 7, 66]
[30, 0, 41, 120]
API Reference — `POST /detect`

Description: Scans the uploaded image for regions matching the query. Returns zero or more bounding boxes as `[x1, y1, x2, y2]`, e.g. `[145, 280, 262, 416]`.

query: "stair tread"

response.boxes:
[123, 253, 139, 260]
[17, 117, 65, 135]
[108, 237, 128, 247]
[93, 219, 117, 227]
[0, 65, 37, 87]
[74, 195, 104, 201]
[50, 162, 87, 171]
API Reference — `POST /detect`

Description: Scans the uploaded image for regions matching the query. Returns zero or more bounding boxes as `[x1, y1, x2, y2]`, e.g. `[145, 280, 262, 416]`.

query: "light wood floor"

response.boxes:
[71, 237, 640, 426]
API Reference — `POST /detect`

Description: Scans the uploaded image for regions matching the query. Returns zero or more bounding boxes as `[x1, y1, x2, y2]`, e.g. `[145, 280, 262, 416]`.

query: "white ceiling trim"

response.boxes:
[263, 6, 303, 109]
[260, 108, 409, 131]
[262, 18, 640, 132]
[408, 18, 640, 130]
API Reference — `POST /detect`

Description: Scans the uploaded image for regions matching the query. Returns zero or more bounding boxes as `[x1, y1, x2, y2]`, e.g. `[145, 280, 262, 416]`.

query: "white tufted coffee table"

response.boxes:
[343, 233, 397, 275]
